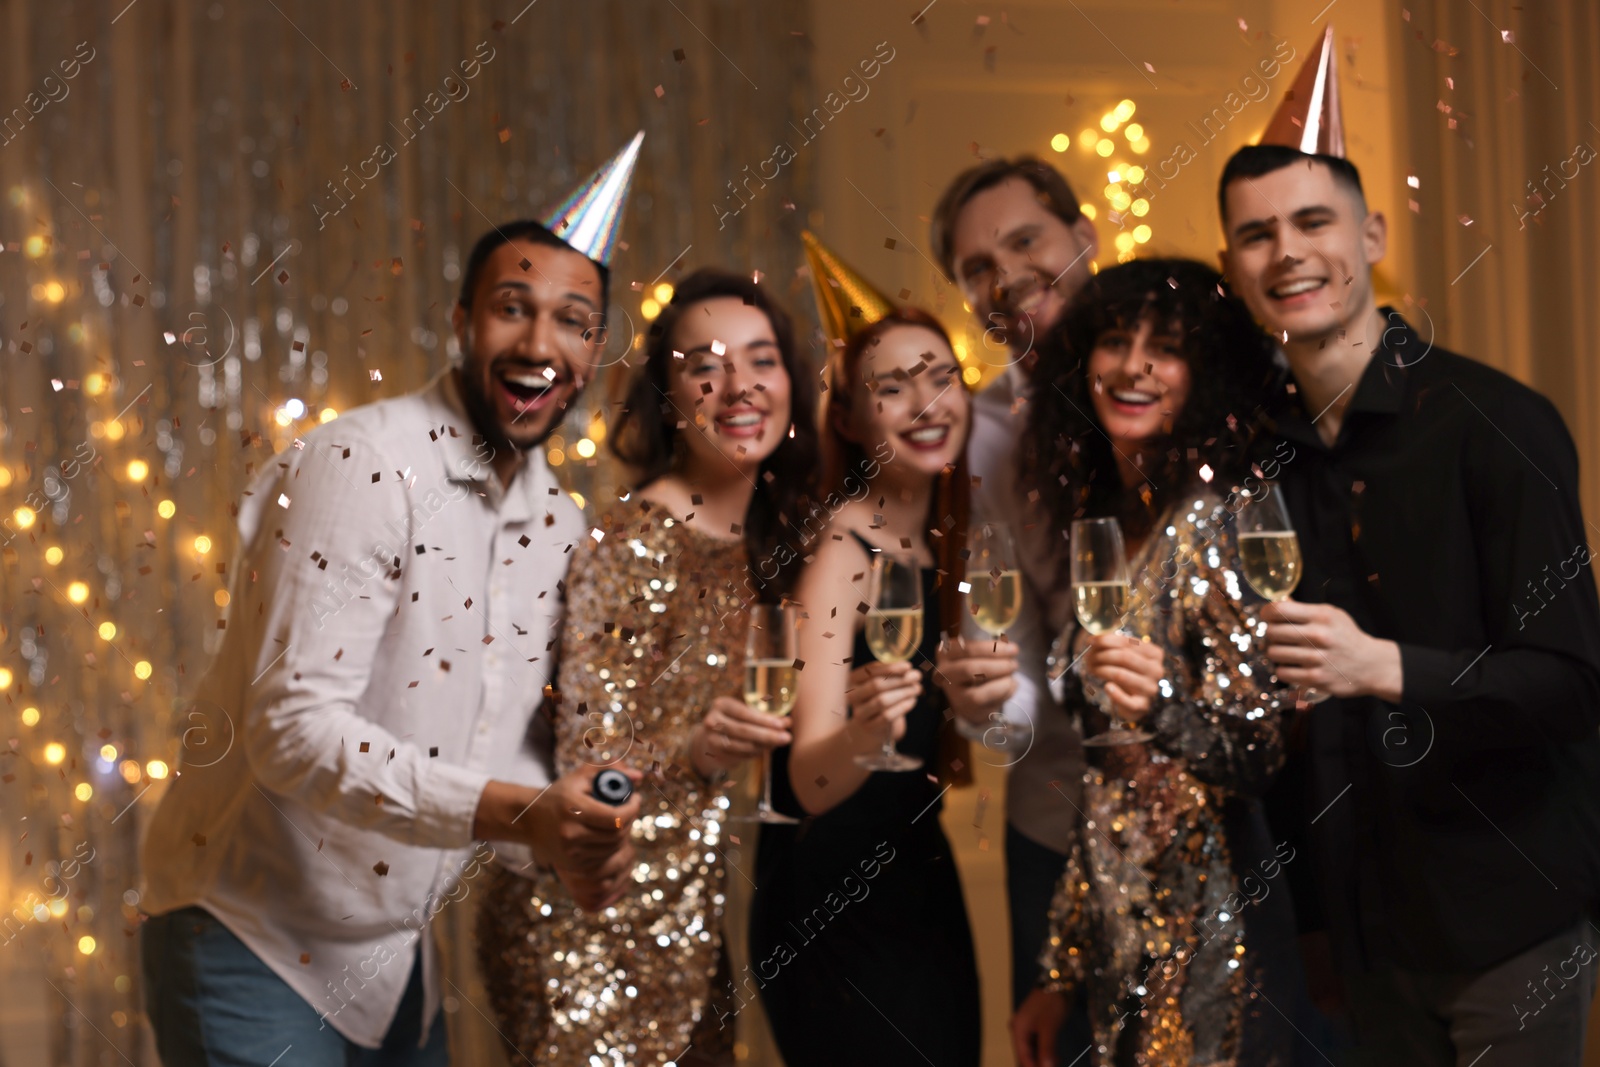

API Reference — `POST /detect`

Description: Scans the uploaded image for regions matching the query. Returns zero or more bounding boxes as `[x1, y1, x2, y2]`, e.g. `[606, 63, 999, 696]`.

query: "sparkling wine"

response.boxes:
[969, 569, 1023, 635]
[865, 608, 923, 664]
[1074, 581, 1129, 635]
[1239, 531, 1303, 602]
[743, 659, 798, 717]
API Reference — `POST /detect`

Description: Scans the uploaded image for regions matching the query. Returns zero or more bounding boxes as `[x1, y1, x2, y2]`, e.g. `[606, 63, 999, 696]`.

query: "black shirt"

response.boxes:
[1266, 308, 1600, 972]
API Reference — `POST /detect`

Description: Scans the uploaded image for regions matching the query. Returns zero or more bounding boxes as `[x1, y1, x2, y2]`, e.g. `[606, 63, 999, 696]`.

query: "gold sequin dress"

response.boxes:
[478, 501, 749, 1065]
[1042, 492, 1290, 1067]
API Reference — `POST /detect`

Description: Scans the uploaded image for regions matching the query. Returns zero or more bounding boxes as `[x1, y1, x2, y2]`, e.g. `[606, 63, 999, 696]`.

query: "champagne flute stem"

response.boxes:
[759, 750, 776, 815]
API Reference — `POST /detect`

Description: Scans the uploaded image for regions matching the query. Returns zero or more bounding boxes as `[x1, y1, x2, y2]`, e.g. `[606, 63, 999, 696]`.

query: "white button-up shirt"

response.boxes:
[968, 365, 1085, 856]
[140, 371, 584, 1047]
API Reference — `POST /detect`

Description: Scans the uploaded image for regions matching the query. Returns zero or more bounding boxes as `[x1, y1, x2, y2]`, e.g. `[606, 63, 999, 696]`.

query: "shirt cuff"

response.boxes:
[413, 761, 493, 849]
[1398, 643, 1459, 706]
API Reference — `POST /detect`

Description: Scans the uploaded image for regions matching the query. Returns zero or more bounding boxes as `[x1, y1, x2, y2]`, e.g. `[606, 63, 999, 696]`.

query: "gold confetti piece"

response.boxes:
[373, 861, 390, 876]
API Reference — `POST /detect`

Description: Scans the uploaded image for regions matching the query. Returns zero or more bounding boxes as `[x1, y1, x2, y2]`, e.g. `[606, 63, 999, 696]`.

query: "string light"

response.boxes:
[146, 760, 170, 780]
[126, 459, 149, 481]
[652, 283, 674, 304]
[97, 622, 116, 641]
[194, 535, 213, 555]
[1050, 132, 1070, 153]
[44, 742, 66, 765]
[74, 783, 93, 802]
[13, 506, 36, 529]
[67, 581, 89, 604]
[21, 707, 39, 726]
[0, 668, 11, 688]
[44, 546, 63, 565]
[157, 500, 176, 519]
[134, 661, 153, 680]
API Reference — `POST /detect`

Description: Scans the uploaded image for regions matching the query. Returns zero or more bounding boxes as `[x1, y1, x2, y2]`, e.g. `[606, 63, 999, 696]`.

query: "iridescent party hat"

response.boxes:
[1259, 26, 1345, 158]
[541, 130, 644, 266]
[801, 230, 897, 347]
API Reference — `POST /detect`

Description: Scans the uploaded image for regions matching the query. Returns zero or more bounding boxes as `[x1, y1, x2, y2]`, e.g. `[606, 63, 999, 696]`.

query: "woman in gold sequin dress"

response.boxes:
[1012, 260, 1298, 1067]
[476, 268, 819, 1065]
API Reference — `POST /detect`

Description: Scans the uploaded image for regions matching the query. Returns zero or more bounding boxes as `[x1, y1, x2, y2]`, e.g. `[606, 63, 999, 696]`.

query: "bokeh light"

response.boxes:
[45, 545, 63, 565]
[134, 660, 153, 680]
[21, 706, 40, 727]
[157, 499, 176, 519]
[44, 742, 66, 765]
[146, 760, 170, 780]
[97, 621, 117, 640]
[126, 459, 149, 481]
[1050, 132, 1070, 153]
[194, 535, 213, 555]
[67, 581, 90, 604]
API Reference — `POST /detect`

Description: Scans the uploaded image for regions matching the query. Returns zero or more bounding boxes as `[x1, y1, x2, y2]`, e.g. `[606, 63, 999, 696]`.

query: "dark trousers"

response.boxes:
[1344, 917, 1596, 1067]
[1006, 823, 1093, 1061]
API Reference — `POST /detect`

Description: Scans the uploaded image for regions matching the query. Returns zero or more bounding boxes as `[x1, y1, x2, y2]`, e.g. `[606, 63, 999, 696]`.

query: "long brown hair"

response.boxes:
[822, 308, 974, 785]
[611, 267, 821, 600]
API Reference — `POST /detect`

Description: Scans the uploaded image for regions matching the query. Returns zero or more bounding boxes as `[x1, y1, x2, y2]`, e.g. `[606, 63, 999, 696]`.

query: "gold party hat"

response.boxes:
[1259, 26, 1345, 158]
[541, 131, 645, 266]
[801, 230, 897, 347]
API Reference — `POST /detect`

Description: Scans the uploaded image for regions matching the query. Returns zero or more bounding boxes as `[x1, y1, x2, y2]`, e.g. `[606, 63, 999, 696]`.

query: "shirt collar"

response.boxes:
[1269, 306, 1414, 443]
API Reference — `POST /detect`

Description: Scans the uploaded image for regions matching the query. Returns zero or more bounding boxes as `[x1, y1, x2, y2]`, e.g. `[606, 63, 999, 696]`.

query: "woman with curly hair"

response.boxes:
[1010, 258, 1299, 1067]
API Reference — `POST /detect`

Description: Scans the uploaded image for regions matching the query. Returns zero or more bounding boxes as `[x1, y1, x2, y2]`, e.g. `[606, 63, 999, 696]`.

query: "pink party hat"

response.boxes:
[542, 130, 645, 266]
[1259, 26, 1346, 158]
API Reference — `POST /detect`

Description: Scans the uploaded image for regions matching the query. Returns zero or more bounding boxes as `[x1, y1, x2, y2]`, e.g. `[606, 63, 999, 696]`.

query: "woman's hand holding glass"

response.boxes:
[845, 660, 921, 752]
[689, 696, 793, 780]
[1079, 632, 1164, 723]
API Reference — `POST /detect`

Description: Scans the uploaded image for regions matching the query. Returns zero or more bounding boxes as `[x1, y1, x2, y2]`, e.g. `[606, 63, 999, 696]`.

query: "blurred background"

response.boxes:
[0, 0, 1596, 1063]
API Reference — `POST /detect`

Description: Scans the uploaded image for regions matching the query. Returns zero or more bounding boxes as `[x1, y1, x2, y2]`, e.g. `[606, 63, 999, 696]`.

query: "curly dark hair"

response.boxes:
[1025, 257, 1279, 555]
[610, 266, 821, 600]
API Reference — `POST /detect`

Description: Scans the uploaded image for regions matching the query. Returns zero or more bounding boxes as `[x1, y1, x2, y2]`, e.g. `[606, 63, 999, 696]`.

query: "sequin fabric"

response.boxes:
[1041, 492, 1286, 1066]
[478, 502, 749, 1065]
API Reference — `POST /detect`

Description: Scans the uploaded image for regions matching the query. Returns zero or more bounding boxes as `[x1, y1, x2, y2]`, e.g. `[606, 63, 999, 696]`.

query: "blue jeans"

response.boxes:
[141, 906, 448, 1066]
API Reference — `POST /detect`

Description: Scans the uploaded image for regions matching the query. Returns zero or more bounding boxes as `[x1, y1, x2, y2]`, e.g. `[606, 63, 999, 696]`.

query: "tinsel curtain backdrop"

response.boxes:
[0, 1, 810, 1062]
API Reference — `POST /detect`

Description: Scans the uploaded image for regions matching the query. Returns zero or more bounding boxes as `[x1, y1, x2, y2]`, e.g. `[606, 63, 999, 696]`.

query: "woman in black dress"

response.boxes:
[750, 242, 981, 1065]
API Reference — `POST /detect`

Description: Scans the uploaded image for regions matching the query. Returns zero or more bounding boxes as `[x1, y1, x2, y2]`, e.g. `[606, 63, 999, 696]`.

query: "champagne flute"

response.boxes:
[1237, 483, 1328, 704]
[1070, 517, 1154, 746]
[962, 522, 1026, 747]
[741, 604, 800, 825]
[856, 553, 925, 772]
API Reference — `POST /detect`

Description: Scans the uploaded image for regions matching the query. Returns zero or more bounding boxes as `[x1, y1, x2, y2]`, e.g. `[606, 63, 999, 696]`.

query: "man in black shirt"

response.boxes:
[1218, 143, 1600, 1064]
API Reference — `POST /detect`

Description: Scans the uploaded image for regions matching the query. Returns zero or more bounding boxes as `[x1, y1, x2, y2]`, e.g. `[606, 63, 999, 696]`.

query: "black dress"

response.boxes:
[750, 543, 981, 1067]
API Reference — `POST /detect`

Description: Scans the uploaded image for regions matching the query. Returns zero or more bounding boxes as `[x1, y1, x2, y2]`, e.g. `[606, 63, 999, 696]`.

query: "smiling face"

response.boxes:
[1221, 161, 1387, 347]
[1086, 316, 1191, 456]
[840, 323, 970, 479]
[664, 296, 792, 476]
[450, 239, 605, 460]
[949, 177, 1097, 363]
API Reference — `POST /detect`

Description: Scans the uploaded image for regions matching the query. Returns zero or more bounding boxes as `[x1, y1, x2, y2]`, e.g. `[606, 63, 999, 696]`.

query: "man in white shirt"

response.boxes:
[928, 157, 1098, 1063]
[139, 217, 642, 1064]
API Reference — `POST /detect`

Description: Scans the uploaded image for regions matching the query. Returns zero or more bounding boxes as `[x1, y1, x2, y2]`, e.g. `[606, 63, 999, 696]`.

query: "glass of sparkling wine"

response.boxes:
[857, 553, 925, 772]
[1071, 516, 1154, 747]
[965, 522, 1025, 746]
[1237, 483, 1326, 703]
[743, 604, 800, 825]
